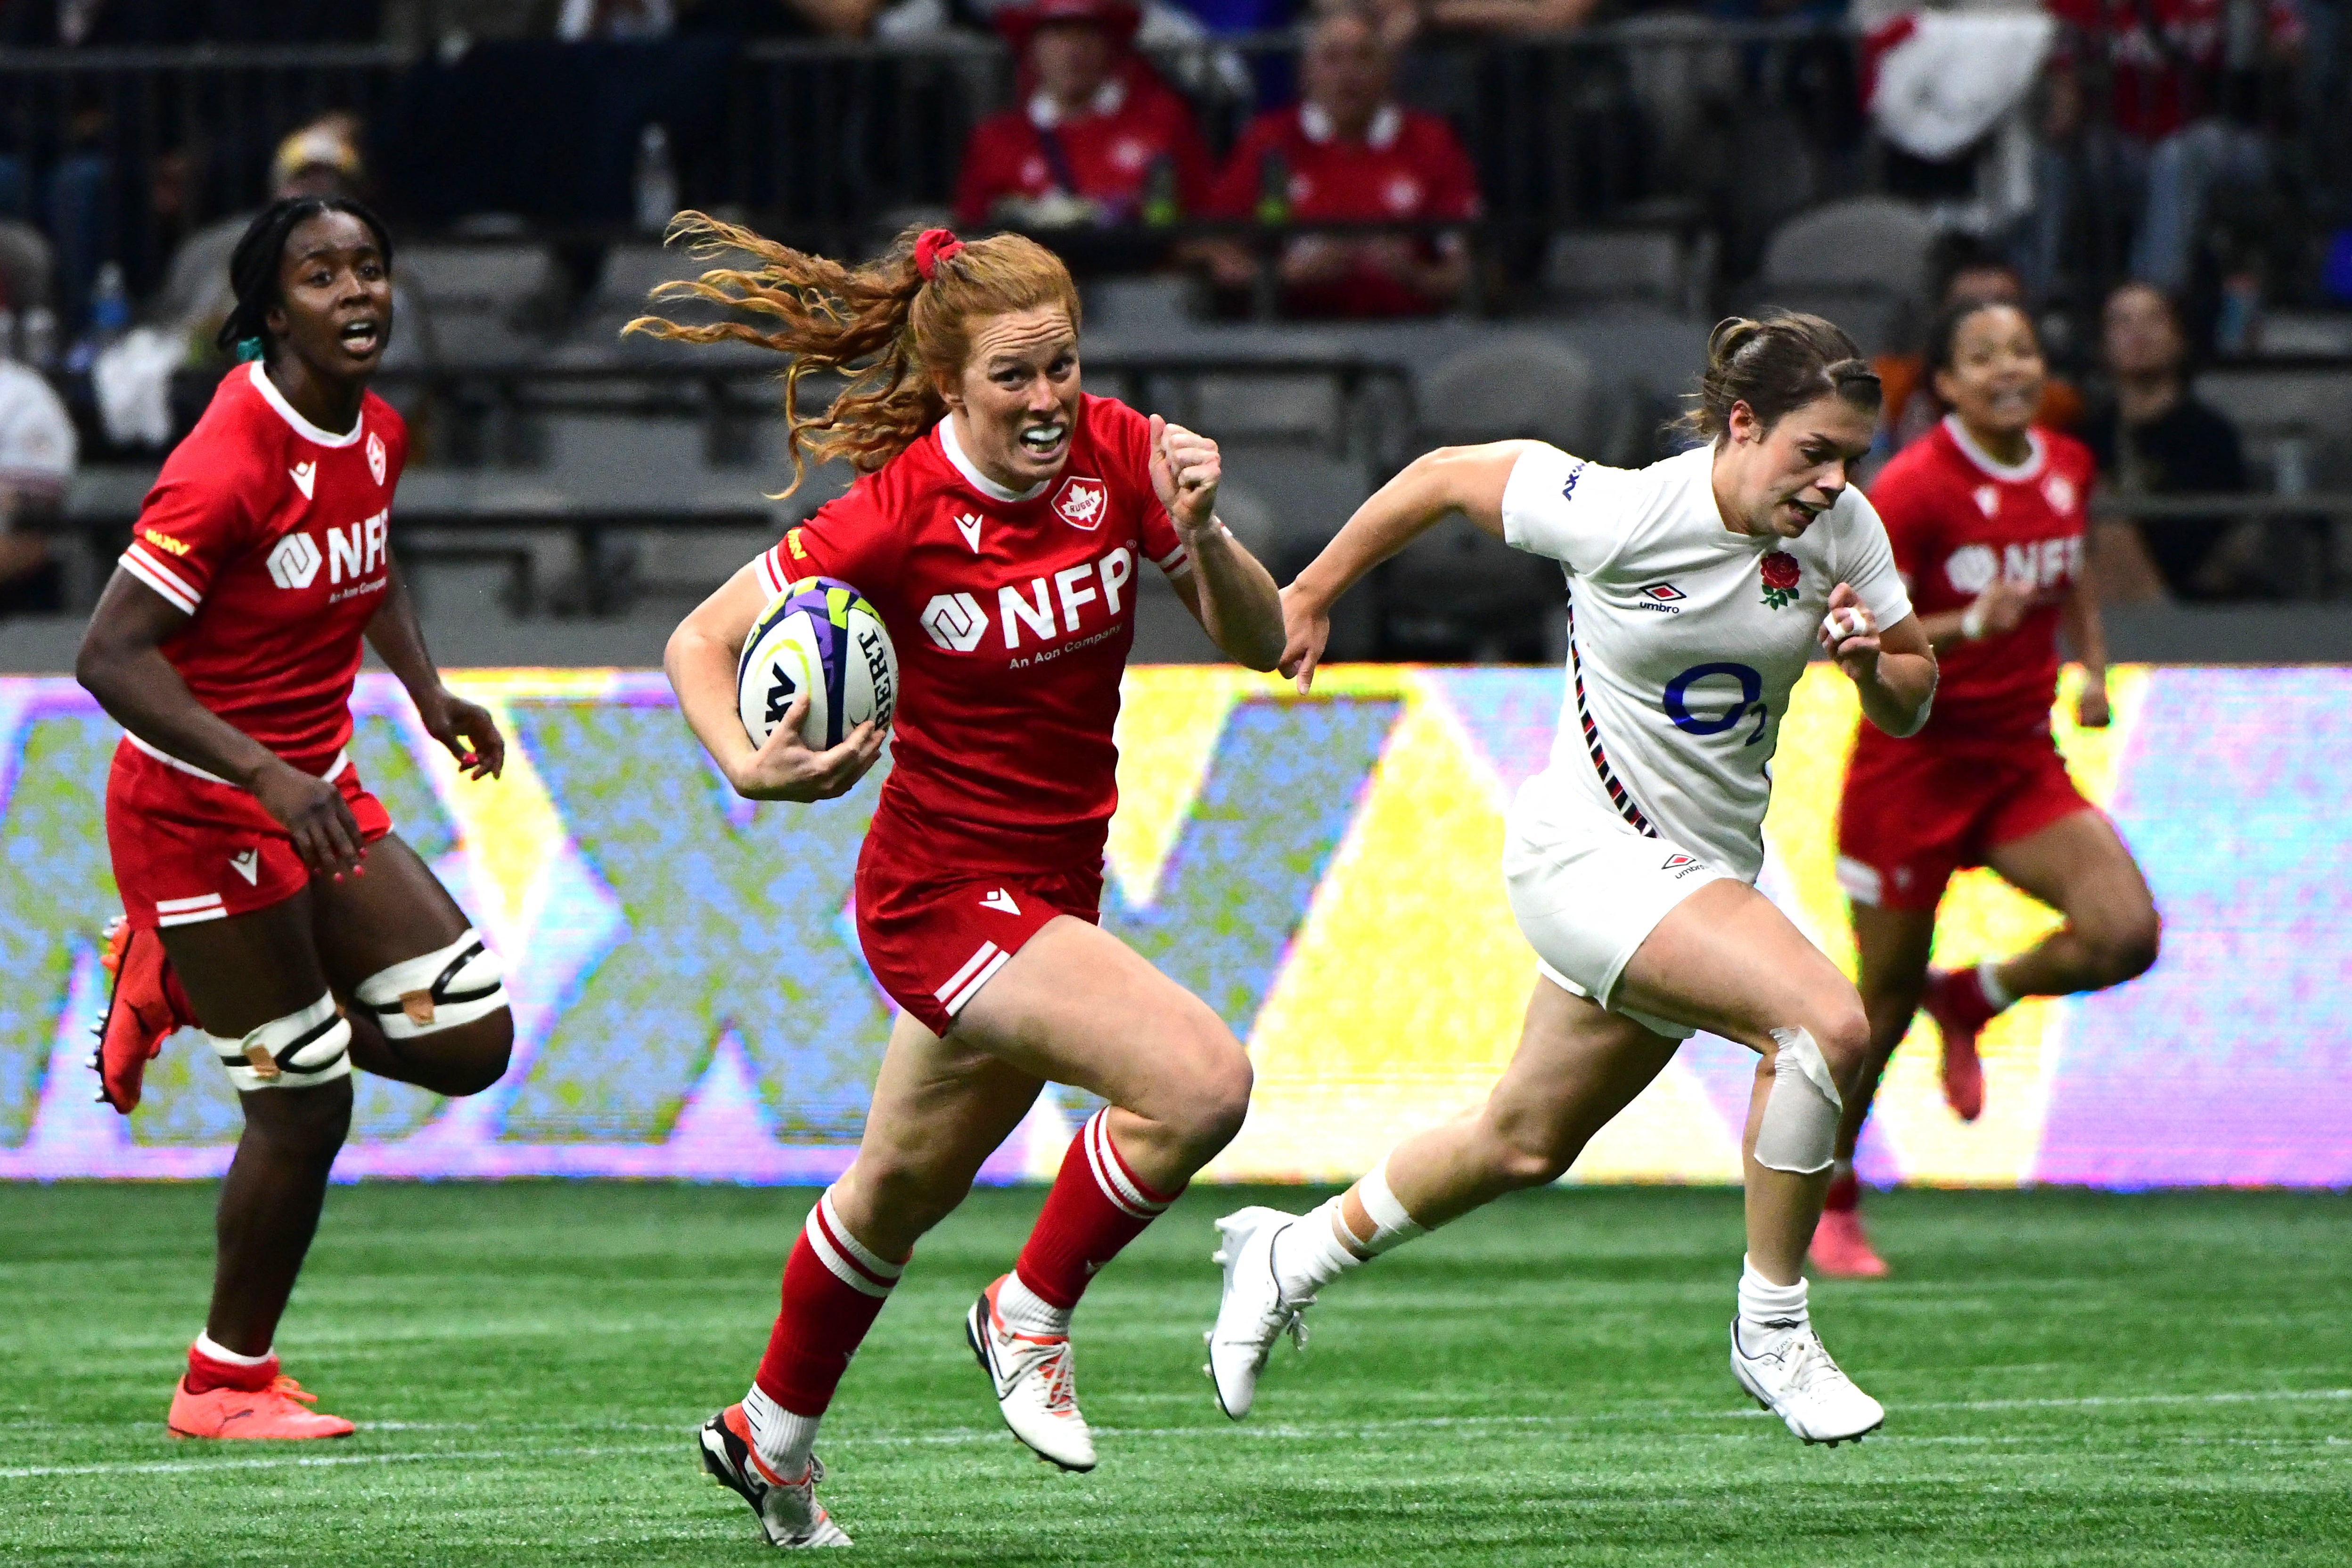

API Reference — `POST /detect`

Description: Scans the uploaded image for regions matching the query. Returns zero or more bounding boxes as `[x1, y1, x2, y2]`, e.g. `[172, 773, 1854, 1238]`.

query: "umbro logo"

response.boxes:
[289, 461, 316, 501]
[1661, 852, 1706, 878]
[979, 888, 1021, 915]
[953, 511, 985, 553]
[228, 849, 259, 885]
[1634, 582, 1685, 614]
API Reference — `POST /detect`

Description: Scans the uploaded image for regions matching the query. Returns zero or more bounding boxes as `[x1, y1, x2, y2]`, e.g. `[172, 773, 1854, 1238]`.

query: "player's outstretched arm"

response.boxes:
[665, 562, 884, 803]
[1279, 441, 1536, 692]
[1819, 584, 1937, 739]
[364, 560, 504, 780]
[77, 571, 367, 876]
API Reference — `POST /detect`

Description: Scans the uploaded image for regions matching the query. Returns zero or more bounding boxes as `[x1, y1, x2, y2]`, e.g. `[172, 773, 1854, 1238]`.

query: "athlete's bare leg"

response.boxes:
[828, 1012, 1046, 1261]
[1610, 880, 1871, 1285]
[311, 833, 513, 1097]
[160, 895, 348, 1357]
[1835, 902, 1939, 1163]
[950, 915, 1253, 1195]
[1983, 811, 2161, 999]
[1346, 980, 1677, 1234]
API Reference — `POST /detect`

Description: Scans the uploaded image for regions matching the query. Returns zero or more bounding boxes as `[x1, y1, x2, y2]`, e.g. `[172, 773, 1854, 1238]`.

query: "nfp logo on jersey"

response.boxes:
[917, 545, 1138, 655]
[264, 508, 391, 592]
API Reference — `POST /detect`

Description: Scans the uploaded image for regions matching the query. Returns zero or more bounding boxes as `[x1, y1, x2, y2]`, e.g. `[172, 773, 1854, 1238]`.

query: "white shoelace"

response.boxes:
[1003, 1330, 1082, 1417]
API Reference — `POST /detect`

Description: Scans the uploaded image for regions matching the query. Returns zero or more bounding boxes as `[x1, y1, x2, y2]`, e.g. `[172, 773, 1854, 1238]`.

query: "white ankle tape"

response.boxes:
[1753, 1026, 1842, 1174]
[211, 994, 351, 1092]
[355, 929, 506, 1039]
[1353, 1158, 1426, 1255]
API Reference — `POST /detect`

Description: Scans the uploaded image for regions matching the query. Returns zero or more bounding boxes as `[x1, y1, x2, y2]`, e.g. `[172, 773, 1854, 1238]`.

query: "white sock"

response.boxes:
[996, 1270, 1072, 1337]
[1977, 959, 2017, 1011]
[743, 1382, 821, 1479]
[193, 1331, 272, 1366]
[1737, 1256, 1811, 1344]
[1270, 1198, 1366, 1301]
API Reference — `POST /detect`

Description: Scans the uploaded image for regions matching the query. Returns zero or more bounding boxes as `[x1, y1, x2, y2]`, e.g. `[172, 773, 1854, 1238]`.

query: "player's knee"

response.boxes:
[1168, 1022, 1253, 1158]
[1803, 998, 1873, 1098]
[355, 930, 512, 1094]
[848, 1150, 969, 1240]
[423, 1011, 513, 1098]
[2084, 907, 2162, 986]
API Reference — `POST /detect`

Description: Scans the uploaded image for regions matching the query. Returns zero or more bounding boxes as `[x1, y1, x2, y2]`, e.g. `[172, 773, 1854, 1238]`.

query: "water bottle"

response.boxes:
[634, 123, 678, 235]
[90, 262, 131, 343]
[1255, 148, 1292, 227]
[21, 305, 56, 369]
[1141, 153, 1180, 230]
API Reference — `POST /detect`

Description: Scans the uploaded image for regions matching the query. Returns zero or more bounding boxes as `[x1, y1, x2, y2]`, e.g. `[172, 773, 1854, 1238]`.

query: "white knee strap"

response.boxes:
[355, 929, 507, 1040]
[1753, 1026, 1843, 1175]
[212, 994, 352, 1093]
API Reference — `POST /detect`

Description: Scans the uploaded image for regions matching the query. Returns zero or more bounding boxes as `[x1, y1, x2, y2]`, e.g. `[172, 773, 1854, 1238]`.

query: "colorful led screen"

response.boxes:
[1, 665, 2344, 1188]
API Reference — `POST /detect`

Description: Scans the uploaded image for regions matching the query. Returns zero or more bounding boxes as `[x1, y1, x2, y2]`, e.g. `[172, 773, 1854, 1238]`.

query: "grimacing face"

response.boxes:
[1934, 304, 2045, 444]
[1716, 393, 1877, 539]
[942, 304, 1083, 491]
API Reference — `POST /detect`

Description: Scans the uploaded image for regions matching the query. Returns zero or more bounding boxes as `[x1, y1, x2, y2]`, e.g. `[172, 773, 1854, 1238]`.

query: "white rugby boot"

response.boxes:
[1729, 1318, 1886, 1445]
[1205, 1206, 1314, 1420]
[698, 1404, 852, 1548]
[966, 1278, 1097, 1471]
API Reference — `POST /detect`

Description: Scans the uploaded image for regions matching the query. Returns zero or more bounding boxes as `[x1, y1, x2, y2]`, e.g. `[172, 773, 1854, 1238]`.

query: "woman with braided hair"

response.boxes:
[652, 220, 1284, 1547]
[1203, 313, 1937, 1448]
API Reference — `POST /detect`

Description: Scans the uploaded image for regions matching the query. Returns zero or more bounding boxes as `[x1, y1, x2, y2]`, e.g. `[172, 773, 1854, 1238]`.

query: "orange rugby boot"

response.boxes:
[94, 918, 197, 1114]
[1921, 967, 1994, 1123]
[167, 1374, 355, 1440]
[1810, 1207, 1890, 1279]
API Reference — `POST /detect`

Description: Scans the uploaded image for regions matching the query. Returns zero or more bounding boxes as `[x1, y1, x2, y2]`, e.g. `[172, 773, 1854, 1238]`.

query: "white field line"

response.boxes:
[7, 1387, 2345, 1480]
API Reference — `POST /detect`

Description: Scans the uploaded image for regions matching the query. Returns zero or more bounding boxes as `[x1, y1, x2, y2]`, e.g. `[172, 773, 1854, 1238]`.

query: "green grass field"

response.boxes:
[4, 1182, 2348, 1566]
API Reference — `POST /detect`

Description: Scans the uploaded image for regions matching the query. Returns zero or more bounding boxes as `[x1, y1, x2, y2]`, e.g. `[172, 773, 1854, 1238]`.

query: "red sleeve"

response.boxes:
[954, 116, 1024, 230]
[1207, 117, 1280, 219]
[1863, 449, 1938, 589]
[1418, 119, 1483, 221]
[119, 421, 262, 616]
[756, 470, 901, 599]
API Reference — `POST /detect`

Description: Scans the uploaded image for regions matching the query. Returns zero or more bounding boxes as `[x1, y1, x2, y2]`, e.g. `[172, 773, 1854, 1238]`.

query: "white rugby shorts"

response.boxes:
[1501, 782, 1735, 1042]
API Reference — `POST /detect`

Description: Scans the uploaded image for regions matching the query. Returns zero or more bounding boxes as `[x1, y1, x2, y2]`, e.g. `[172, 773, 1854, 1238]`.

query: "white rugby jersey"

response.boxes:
[1502, 443, 1912, 882]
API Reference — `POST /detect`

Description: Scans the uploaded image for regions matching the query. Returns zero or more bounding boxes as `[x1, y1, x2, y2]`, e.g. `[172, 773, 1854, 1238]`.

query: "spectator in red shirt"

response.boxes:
[2033, 0, 2303, 298]
[953, 0, 1213, 230]
[1199, 2, 1481, 318]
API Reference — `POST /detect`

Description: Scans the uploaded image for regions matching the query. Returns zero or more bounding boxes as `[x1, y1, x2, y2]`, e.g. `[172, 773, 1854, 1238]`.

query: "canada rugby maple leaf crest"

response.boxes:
[1054, 476, 1107, 531]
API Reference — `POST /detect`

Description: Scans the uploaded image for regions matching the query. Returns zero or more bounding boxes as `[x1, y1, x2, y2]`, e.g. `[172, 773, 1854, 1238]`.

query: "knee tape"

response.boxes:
[213, 994, 352, 1092]
[355, 929, 507, 1040]
[1753, 1026, 1843, 1175]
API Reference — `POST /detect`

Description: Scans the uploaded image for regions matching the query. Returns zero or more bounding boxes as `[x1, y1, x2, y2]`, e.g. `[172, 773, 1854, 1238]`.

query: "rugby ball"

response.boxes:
[736, 577, 898, 751]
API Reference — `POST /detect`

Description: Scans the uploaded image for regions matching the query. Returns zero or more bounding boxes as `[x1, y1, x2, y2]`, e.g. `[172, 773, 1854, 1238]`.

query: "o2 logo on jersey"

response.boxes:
[366, 430, 387, 487]
[266, 532, 323, 590]
[920, 592, 989, 652]
[1663, 661, 1769, 746]
[1054, 476, 1107, 532]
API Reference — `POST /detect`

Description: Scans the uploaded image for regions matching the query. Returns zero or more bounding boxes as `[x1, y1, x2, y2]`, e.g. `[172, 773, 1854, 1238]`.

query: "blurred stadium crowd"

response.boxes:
[2, 0, 2350, 652]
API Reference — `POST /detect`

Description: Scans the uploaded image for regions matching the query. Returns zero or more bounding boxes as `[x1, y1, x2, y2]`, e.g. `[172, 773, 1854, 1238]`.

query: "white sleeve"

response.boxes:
[1498, 443, 1640, 575]
[0, 371, 77, 493]
[1836, 490, 1914, 631]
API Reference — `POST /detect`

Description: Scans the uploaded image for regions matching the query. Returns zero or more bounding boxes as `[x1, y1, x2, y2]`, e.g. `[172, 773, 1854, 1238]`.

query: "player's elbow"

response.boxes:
[74, 625, 130, 706]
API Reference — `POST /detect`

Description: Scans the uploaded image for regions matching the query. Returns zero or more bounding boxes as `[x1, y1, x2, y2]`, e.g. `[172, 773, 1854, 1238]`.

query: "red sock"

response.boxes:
[1013, 1109, 1178, 1310]
[1823, 1168, 1860, 1214]
[753, 1188, 905, 1417]
[185, 1338, 278, 1395]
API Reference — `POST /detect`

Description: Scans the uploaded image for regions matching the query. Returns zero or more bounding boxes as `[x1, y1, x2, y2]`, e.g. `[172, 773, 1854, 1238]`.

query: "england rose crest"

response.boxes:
[1054, 475, 1107, 531]
[1759, 550, 1801, 609]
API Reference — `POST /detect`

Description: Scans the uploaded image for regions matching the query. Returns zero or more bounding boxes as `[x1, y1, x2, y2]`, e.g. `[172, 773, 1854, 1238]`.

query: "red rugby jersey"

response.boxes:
[116, 362, 406, 776]
[1863, 415, 2094, 745]
[755, 393, 1188, 874]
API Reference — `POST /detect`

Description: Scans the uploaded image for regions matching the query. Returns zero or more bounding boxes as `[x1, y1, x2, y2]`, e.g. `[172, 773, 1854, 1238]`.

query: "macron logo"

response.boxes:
[228, 849, 259, 885]
[290, 461, 316, 501]
[954, 511, 985, 553]
[979, 888, 1021, 915]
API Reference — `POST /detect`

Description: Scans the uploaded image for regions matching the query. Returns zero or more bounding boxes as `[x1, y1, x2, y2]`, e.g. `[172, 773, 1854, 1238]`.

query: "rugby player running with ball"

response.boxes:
[1207, 314, 1936, 1446]
[650, 222, 1284, 1546]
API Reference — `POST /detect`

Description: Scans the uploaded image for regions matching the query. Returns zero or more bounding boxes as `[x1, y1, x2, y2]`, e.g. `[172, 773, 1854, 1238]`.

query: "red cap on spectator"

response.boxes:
[995, 0, 1143, 50]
